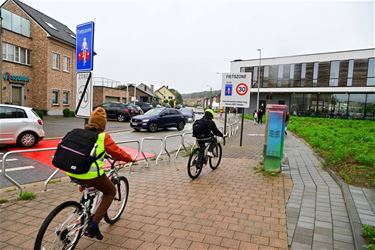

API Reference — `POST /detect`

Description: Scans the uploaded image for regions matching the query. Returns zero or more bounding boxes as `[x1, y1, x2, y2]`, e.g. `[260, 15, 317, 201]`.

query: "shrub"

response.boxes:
[63, 108, 75, 117]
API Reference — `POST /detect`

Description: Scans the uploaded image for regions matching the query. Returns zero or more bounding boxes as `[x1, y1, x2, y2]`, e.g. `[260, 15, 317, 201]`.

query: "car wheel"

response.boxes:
[148, 122, 158, 132]
[117, 114, 125, 122]
[17, 131, 37, 147]
[177, 121, 185, 131]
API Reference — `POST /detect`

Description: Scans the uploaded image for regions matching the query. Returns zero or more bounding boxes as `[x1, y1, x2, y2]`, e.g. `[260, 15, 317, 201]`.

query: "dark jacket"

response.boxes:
[195, 115, 224, 138]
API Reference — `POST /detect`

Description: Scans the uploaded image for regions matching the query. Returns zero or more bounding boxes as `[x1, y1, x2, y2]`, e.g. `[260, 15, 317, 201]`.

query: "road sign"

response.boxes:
[220, 73, 252, 108]
[76, 22, 95, 72]
[75, 72, 93, 117]
[236, 83, 248, 96]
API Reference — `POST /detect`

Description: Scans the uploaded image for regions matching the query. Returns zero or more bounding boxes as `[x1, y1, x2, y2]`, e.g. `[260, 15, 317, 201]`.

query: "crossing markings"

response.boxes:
[0, 166, 34, 173]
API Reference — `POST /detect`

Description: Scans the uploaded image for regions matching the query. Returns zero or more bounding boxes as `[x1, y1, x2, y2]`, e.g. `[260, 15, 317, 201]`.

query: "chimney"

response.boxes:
[150, 84, 154, 92]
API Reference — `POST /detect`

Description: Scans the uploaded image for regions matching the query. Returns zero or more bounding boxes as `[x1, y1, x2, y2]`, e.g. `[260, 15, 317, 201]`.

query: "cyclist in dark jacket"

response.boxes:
[193, 109, 223, 157]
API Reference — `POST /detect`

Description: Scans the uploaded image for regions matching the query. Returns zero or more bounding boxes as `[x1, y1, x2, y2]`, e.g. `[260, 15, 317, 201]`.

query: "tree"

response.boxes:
[169, 89, 183, 105]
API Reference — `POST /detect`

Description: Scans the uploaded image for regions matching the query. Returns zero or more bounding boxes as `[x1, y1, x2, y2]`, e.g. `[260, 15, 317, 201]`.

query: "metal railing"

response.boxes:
[140, 137, 164, 167]
[3, 120, 241, 195]
[2, 147, 57, 195]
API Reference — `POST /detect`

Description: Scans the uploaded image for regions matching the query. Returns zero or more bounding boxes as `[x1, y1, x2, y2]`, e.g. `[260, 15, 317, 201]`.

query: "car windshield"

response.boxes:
[180, 108, 193, 114]
[144, 108, 164, 116]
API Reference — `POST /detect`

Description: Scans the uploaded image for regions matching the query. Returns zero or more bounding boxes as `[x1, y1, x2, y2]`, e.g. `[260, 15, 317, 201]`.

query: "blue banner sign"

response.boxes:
[76, 22, 95, 72]
[225, 83, 233, 96]
[266, 111, 284, 157]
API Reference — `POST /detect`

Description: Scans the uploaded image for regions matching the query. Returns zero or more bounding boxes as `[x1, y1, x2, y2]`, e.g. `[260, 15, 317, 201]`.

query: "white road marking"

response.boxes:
[0, 166, 34, 173]
[248, 134, 265, 136]
[0, 158, 18, 163]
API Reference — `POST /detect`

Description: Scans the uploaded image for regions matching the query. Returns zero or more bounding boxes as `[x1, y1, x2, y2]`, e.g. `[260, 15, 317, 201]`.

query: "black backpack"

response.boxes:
[52, 129, 104, 175]
[193, 118, 210, 137]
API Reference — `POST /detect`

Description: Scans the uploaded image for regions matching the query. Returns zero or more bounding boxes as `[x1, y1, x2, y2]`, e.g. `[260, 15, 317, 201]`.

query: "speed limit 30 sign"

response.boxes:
[220, 73, 252, 108]
[236, 83, 248, 96]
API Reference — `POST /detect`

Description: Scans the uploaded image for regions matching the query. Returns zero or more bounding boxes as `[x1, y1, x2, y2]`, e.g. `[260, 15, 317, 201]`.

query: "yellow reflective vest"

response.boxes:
[67, 132, 106, 180]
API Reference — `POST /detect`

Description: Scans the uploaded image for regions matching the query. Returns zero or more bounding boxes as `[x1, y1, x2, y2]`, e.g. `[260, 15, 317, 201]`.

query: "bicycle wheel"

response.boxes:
[209, 143, 222, 170]
[187, 148, 203, 179]
[34, 201, 83, 250]
[104, 176, 129, 224]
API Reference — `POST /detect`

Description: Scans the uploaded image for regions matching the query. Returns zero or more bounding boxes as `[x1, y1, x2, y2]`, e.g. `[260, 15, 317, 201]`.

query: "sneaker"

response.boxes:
[85, 221, 103, 240]
[207, 151, 214, 157]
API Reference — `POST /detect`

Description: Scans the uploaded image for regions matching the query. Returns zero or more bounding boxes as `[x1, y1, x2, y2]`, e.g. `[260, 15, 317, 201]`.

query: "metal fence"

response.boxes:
[1, 119, 240, 195]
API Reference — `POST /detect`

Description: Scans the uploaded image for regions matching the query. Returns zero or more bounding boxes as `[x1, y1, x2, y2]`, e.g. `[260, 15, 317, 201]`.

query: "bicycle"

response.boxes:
[187, 136, 223, 179]
[34, 156, 130, 250]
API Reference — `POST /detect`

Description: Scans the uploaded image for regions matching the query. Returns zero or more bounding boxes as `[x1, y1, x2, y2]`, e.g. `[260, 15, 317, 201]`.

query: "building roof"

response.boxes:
[9, 0, 76, 47]
[138, 83, 156, 97]
[232, 48, 375, 63]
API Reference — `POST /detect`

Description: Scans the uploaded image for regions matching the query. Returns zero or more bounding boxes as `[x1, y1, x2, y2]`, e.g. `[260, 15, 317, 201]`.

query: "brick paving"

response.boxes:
[284, 135, 355, 250]
[0, 126, 289, 250]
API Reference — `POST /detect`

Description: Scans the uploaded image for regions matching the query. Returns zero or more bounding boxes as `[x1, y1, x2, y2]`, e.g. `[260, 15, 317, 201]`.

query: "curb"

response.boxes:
[327, 169, 367, 250]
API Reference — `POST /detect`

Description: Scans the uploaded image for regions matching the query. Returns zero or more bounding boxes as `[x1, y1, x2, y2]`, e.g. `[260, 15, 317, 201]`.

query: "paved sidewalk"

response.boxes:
[284, 135, 355, 250]
[0, 140, 289, 249]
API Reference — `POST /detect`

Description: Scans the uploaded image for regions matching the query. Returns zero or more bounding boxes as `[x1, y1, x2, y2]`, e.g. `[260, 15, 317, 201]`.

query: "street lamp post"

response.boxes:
[256, 49, 262, 112]
[206, 84, 212, 108]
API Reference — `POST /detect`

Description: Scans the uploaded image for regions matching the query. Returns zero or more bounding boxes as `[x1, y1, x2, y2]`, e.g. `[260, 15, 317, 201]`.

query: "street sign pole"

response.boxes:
[223, 107, 228, 146]
[240, 108, 245, 147]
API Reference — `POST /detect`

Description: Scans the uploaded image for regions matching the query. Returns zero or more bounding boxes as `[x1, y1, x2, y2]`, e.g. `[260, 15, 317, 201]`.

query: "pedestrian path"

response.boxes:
[284, 135, 355, 250]
[349, 186, 375, 227]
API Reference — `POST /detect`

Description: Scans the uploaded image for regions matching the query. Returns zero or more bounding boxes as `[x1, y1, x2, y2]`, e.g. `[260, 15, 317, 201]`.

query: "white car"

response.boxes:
[0, 104, 45, 147]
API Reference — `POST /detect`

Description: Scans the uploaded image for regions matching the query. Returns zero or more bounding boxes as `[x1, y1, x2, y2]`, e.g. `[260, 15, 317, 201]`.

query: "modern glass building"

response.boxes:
[231, 48, 375, 120]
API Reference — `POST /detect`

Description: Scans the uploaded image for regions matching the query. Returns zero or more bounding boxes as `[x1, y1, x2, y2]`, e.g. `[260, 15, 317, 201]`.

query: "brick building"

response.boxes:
[1, 0, 76, 115]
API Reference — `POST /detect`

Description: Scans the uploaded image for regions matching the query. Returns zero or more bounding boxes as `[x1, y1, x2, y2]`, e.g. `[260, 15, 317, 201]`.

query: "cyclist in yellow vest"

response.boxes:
[69, 107, 133, 240]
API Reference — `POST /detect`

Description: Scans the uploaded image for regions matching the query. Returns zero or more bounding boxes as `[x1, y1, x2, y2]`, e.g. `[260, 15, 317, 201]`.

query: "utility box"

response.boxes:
[263, 104, 288, 172]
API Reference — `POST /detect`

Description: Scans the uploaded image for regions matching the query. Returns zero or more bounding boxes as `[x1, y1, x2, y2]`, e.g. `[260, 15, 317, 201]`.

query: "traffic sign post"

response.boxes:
[76, 22, 95, 72]
[75, 21, 95, 120]
[220, 73, 252, 147]
[75, 72, 93, 118]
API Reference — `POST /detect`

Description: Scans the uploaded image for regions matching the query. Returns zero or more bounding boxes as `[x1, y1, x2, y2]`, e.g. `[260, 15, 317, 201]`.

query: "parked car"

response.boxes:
[179, 108, 195, 123]
[135, 102, 153, 113]
[130, 108, 185, 132]
[126, 103, 144, 116]
[0, 104, 45, 147]
[101, 102, 132, 122]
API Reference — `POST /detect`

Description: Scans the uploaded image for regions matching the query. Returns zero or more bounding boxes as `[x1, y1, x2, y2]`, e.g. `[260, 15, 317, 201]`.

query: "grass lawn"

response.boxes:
[288, 117, 375, 188]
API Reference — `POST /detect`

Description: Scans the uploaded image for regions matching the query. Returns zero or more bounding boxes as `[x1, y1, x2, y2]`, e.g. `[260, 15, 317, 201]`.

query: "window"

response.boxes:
[44, 21, 57, 30]
[277, 65, 284, 87]
[52, 90, 59, 105]
[367, 58, 375, 86]
[301, 63, 306, 87]
[253, 66, 258, 84]
[52, 53, 60, 69]
[365, 94, 375, 119]
[329, 61, 340, 87]
[348, 94, 366, 119]
[2, 43, 31, 65]
[289, 64, 295, 79]
[1, 8, 11, 30]
[263, 66, 269, 87]
[63, 56, 70, 72]
[63, 91, 69, 105]
[1, 8, 31, 37]
[347, 59, 354, 86]
[313, 62, 319, 87]
[0, 107, 27, 119]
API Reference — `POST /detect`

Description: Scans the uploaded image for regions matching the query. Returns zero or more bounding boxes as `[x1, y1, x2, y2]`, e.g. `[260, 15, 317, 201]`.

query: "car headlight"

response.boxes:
[142, 119, 149, 122]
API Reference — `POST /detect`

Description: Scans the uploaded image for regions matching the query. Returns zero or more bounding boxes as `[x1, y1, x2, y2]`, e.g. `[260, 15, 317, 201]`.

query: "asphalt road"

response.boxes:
[1, 114, 219, 189]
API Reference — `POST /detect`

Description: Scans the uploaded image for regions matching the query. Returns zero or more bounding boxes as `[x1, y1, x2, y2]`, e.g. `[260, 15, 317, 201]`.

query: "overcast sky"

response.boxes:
[28, 0, 374, 93]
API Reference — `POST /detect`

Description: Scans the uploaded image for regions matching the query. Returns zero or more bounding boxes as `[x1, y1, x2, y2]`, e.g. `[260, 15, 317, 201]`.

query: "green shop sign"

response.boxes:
[3, 72, 30, 83]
